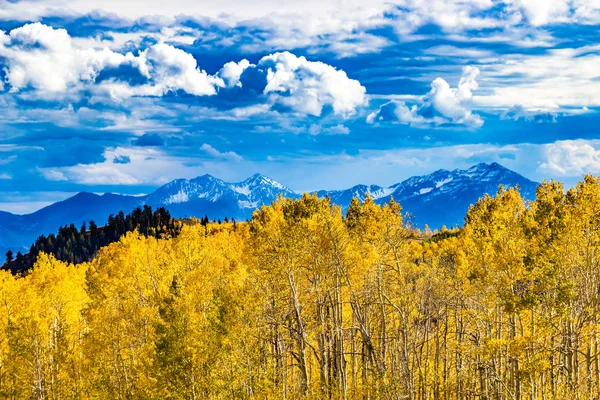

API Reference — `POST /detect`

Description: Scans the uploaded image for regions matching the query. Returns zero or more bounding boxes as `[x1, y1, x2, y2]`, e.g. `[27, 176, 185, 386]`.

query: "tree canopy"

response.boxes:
[2, 179, 600, 399]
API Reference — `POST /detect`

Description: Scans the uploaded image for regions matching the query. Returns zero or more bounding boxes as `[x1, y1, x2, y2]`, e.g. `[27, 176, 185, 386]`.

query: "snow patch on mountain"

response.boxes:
[370, 187, 395, 200]
[238, 200, 259, 209]
[166, 190, 189, 204]
[232, 185, 251, 196]
[436, 178, 453, 188]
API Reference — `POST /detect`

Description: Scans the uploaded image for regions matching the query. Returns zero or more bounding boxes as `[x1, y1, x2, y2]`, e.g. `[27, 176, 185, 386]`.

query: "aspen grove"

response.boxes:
[3, 177, 600, 399]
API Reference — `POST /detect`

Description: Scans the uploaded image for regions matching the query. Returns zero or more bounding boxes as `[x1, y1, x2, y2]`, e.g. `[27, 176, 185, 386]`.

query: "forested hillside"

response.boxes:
[3, 206, 182, 274]
[2, 177, 600, 399]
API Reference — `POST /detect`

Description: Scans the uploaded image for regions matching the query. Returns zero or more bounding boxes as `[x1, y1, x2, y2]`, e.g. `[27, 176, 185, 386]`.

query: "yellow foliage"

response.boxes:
[3, 180, 600, 399]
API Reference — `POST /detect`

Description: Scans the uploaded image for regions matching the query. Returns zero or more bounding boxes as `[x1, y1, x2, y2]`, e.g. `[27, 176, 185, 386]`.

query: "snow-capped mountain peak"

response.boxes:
[236, 173, 293, 193]
[0, 163, 540, 256]
[145, 173, 298, 210]
[320, 163, 537, 227]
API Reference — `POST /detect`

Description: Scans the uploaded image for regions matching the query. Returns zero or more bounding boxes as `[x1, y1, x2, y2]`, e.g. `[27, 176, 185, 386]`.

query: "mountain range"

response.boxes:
[0, 162, 539, 256]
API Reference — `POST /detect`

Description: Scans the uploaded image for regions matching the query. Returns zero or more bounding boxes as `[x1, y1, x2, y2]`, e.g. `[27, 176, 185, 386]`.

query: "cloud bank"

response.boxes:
[0, 24, 367, 119]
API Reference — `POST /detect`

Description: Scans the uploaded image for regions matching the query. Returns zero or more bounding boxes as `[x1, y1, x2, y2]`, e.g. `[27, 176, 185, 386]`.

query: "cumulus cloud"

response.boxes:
[200, 144, 243, 161]
[258, 51, 367, 117]
[216, 51, 368, 118]
[218, 59, 252, 88]
[0, 23, 223, 99]
[100, 43, 224, 100]
[0, 24, 367, 120]
[539, 140, 600, 176]
[0, 23, 128, 95]
[367, 66, 483, 129]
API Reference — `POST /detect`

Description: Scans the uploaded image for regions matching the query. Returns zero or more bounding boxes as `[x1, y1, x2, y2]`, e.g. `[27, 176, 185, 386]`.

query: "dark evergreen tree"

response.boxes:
[15, 252, 24, 270]
[5, 250, 13, 264]
[8, 206, 183, 274]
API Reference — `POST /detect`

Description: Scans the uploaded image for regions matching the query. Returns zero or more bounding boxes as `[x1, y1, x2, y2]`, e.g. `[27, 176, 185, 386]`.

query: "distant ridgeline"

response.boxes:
[0, 163, 540, 257]
[3, 206, 185, 274]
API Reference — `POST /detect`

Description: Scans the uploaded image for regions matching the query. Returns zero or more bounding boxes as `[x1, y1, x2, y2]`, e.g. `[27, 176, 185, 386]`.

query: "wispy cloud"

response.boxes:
[200, 144, 243, 161]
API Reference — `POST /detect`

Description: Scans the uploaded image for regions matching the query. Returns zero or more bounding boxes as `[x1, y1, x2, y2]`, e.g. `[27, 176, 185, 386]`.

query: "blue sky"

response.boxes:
[1, 0, 600, 213]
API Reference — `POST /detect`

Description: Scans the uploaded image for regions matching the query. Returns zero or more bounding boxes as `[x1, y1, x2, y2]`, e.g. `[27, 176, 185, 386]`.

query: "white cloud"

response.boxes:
[501, 105, 558, 122]
[4, 0, 600, 54]
[308, 124, 350, 135]
[215, 52, 368, 118]
[539, 140, 600, 176]
[132, 43, 223, 96]
[259, 51, 367, 117]
[392, 0, 506, 34]
[94, 43, 225, 100]
[0, 24, 367, 119]
[66, 165, 140, 185]
[501, 0, 568, 26]
[0, 0, 540, 33]
[432, 65, 481, 124]
[218, 59, 252, 88]
[314, 33, 391, 58]
[0, 23, 128, 95]
[0, 1, 392, 58]
[40, 169, 68, 181]
[367, 66, 483, 129]
[502, 0, 600, 26]
[228, 104, 272, 120]
[40, 148, 150, 185]
[0, 23, 225, 100]
[391, 0, 600, 31]
[366, 100, 429, 125]
[0, 173, 12, 180]
[38, 147, 250, 186]
[200, 144, 243, 161]
[3, 0, 388, 21]
[474, 46, 600, 112]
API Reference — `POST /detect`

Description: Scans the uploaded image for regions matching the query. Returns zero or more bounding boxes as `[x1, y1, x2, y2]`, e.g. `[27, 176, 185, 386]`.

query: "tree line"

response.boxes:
[2, 177, 600, 399]
[4, 205, 181, 274]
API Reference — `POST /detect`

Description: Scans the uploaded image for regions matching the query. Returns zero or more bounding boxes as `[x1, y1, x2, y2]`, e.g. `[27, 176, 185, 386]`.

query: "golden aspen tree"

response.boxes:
[7, 177, 600, 399]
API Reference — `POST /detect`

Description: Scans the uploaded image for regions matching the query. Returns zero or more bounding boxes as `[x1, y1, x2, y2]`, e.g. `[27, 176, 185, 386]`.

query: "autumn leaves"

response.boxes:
[2, 182, 600, 399]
